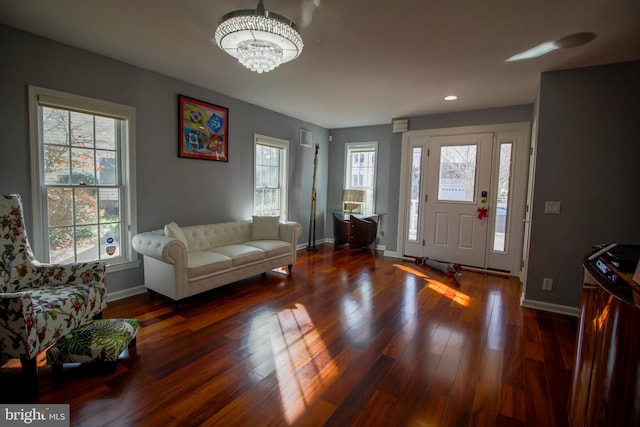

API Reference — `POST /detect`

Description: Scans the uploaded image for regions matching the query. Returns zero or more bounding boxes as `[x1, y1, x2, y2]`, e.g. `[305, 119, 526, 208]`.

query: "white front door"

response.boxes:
[423, 133, 493, 267]
[399, 123, 531, 275]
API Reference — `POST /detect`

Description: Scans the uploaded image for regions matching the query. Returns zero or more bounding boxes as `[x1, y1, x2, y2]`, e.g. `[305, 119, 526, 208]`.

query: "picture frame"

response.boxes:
[300, 129, 313, 148]
[178, 94, 228, 161]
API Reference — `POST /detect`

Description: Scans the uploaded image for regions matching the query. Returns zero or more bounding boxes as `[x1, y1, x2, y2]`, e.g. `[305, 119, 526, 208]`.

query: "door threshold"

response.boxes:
[404, 256, 513, 278]
[461, 265, 512, 277]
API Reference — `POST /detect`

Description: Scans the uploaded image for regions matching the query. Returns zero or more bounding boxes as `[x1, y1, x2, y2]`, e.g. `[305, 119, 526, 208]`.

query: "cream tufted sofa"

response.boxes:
[132, 217, 301, 307]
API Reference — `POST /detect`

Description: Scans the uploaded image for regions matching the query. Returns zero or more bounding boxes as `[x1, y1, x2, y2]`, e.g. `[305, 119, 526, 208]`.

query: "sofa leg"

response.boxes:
[287, 264, 293, 273]
[20, 355, 38, 396]
[261, 272, 267, 278]
[93, 311, 103, 320]
[147, 289, 156, 300]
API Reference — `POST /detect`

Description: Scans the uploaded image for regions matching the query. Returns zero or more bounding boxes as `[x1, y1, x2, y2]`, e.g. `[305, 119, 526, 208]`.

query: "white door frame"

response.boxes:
[397, 122, 531, 276]
[520, 114, 538, 298]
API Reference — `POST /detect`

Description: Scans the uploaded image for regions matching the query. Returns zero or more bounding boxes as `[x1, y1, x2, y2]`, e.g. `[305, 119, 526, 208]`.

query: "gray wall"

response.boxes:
[0, 24, 329, 293]
[327, 125, 392, 245]
[524, 61, 640, 308]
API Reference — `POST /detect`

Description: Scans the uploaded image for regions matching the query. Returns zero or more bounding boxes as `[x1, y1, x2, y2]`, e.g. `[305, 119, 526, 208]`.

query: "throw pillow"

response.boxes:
[251, 216, 280, 240]
[164, 221, 189, 250]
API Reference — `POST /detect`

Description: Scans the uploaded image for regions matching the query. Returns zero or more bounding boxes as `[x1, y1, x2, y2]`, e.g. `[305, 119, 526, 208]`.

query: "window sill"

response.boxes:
[105, 259, 141, 273]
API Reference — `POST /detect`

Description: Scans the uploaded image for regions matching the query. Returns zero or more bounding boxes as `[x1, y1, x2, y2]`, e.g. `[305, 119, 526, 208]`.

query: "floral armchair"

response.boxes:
[0, 194, 107, 389]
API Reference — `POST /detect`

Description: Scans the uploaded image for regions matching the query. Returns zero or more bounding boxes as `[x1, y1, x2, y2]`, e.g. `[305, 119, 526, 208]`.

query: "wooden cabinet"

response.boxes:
[333, 213, 378, 250]
[568, 272, 600, 427]
[569, 246, 640, 426]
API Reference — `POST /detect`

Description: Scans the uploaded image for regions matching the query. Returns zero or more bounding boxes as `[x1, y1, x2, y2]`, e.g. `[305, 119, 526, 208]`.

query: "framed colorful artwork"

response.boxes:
[178, 94, 228, 161]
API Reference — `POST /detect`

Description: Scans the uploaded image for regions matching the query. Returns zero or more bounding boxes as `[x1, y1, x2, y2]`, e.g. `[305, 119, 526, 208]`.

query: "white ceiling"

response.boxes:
[1, 0, 639, 129]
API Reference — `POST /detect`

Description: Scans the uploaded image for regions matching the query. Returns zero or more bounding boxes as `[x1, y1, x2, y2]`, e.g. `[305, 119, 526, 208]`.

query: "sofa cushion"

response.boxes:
[164, 221, 189, 250]
[245, 240, 292, 258]
[187, 251, 233, 277]
[209, 244, 265, 266]
[251, 216, 280, 240]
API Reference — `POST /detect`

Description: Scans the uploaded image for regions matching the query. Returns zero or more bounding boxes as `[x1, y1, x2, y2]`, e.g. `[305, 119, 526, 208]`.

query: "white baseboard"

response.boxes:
[298, 238, 331, 251]
[382, 250, 406, 259]
[521, 298, 579, 317]
[107, 285, 147, 302]
[306, 239, 386, 252]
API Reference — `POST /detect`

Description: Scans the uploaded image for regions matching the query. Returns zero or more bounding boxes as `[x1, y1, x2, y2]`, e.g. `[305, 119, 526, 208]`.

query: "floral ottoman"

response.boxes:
[46, 318, 140, 378]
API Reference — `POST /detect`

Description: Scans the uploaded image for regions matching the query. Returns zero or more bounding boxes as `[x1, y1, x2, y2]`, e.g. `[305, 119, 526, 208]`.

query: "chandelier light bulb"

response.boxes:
[238, 39, 283, 73]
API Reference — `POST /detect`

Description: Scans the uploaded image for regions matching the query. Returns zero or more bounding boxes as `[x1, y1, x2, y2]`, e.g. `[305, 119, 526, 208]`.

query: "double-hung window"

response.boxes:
[29, 86, 137, 271]
[344, 142, 377, 216]
[254, 134, 288, 219]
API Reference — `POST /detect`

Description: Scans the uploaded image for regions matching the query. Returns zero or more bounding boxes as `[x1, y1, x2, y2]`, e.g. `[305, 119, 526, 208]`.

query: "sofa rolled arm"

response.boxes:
[132, 232, 187, 265]
[0, 292, 39, 360]
[279, 221, 302, 244]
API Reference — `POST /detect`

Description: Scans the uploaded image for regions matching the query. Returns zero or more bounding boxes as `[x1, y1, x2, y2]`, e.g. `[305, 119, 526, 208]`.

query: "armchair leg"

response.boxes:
[19, 355, 38, 396]
[288, 264, 293, 273]
[93, 311, 103, 320]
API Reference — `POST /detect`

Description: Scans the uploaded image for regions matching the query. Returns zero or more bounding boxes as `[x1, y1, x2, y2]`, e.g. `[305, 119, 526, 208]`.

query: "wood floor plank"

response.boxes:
[0, 244, 578, 426]
[323, 353, 395, 426]
[524, 358, 554, 426]
[469, 347, 504, 427]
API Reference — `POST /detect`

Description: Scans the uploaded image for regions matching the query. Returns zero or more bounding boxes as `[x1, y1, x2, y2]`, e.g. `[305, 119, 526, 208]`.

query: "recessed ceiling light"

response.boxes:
[444, 95, 458, 101]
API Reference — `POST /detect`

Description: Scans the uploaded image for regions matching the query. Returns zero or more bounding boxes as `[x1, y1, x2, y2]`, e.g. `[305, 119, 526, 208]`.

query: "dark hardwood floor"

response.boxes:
[1, 244, 577, 426]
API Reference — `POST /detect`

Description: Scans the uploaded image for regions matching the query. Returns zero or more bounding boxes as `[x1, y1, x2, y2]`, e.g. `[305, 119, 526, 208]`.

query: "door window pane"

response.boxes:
[408, 146, 422, 241]
[438, 145, 477, 202]
[493, 142, 512, 252]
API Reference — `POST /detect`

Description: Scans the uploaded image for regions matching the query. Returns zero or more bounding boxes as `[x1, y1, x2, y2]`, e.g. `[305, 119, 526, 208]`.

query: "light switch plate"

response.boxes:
[544, 201, 561, 214]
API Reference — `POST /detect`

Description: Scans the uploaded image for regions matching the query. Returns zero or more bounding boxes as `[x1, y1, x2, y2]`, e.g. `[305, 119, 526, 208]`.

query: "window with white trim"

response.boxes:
[344, 142, 377, 216]
[29, 86, 137, 271]
[254, 134, 288, 219]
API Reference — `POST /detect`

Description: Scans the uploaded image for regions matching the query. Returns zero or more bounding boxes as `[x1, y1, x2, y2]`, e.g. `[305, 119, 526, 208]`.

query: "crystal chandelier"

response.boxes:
[214, 0, 304, 73]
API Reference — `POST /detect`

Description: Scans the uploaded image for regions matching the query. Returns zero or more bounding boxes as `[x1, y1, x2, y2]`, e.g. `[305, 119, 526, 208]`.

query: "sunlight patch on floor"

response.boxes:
[427, 281, 470, 307]
[270, 303, 338, 425]
[394, 263, 471, 307]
